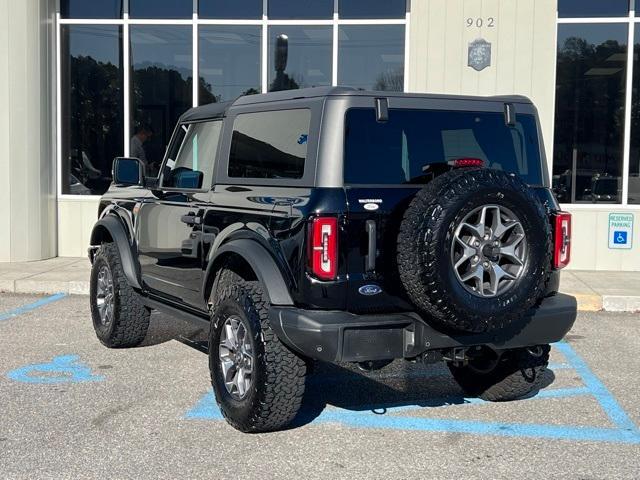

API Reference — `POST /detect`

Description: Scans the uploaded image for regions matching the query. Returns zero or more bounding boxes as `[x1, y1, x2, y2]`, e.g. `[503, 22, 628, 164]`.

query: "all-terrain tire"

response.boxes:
[209, 268, 306, 433]
[90, 242, 150, 348]
[397, 168, 552, 333]
[448, 345, 551, 401]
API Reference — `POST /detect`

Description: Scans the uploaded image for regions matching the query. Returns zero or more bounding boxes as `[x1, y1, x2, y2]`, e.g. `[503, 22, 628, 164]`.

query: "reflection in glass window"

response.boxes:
[61, 0, 123, 19]
[339, 0, 406, 19]
[338, 25, 405, 91]
[628, 25, 640, 204]
[130, 26, 193, 176]
[162, 121, 222, 189]
[558, 0, 629, 18]
[268, 0, 333, 19]
[229, 110, 311, 179]
[199, 26, 261, 103]
[553, 24, 627, 204]
[60, 25, 123, 195]
[129, 0, 192, 19]
[268, 26, 332, 91]
[199, 0, 262, 19]
[344, 109, 542, 186]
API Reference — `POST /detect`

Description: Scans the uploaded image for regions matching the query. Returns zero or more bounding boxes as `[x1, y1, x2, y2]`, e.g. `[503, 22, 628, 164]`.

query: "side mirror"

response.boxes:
[113, 157, 144, 186]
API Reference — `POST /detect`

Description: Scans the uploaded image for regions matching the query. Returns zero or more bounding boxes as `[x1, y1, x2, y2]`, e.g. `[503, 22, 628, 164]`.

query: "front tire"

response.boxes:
[90, 243, 150, 348]
[209, 268, 306, 433]
[448, 345, 551, 401]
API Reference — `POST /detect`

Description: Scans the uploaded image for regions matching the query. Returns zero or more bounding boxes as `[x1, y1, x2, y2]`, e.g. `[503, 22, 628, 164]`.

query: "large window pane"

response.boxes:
[268, 26, 332, 91]
[199, 26, 261, 103]
[129, 0, 192, 19]
[339, 0, 406, 19]
[199, 0, 262, 19]
[553, 24, 627, 204]
[60, 25, 123, 195]
[628, 25, 640, 204]
[338, 25, 404, 91]
[268, 0, 333, 19]
[130, 26, 192, 175]
[558, 0, 629, 18]
[61, 0, 123, 19]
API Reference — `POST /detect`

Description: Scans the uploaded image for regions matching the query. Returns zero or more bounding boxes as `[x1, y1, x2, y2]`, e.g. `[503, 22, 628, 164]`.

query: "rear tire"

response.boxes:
[397, 168, 552, 333]
[209, 268, 306, 433]
[90, 243, 150, 348]
[448, 345, 551, 401]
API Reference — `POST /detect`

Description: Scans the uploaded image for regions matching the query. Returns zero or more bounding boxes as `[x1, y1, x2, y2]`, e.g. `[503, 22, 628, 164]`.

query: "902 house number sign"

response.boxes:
[466, 17, 496, 28]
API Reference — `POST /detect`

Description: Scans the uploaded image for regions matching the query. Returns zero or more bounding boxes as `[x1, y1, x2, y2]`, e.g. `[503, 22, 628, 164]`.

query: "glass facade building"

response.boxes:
[2, 0, 639, 269]
[57, 0, 407, 196]
[554, 0, 640, 205]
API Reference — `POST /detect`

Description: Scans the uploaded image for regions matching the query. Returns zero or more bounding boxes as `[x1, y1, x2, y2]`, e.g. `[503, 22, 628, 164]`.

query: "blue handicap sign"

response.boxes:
[7, 355, 105, 384]
[613, 231, 628, 245]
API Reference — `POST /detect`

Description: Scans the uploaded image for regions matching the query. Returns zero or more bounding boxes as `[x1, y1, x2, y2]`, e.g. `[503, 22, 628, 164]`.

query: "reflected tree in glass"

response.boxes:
[61, 25, 123, 195]
[130, 26, 193, 174]
[553, 25, 627, 204]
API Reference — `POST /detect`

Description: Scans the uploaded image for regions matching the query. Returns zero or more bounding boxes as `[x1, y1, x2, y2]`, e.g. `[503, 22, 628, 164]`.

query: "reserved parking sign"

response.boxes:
[608, 213, 634, 249]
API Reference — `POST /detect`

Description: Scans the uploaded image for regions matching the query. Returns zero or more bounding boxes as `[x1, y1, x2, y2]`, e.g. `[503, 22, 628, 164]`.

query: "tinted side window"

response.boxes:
[228, 109, 311, 179]
[162, 121, 222, 189]
[343, 108, 542, 186]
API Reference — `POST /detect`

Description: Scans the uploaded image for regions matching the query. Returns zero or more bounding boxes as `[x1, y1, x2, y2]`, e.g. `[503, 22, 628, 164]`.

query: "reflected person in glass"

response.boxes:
[130, 123, 154, 174]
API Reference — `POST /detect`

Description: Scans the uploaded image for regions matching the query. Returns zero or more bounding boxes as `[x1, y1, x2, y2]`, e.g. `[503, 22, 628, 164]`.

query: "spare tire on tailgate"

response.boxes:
[397, 168, 551, 333]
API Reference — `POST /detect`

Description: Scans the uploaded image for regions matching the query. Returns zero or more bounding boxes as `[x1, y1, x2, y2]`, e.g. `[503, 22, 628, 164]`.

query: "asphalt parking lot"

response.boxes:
[1, 293, 639, 479]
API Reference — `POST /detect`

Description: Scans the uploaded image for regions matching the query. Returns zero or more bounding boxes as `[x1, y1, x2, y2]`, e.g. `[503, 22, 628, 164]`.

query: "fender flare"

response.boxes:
[89, 215, 142, 290]
[205, 239, 294, 306]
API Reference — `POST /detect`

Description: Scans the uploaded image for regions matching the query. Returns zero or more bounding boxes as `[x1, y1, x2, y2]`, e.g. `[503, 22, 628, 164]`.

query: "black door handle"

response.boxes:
[180, 212, 202, 225]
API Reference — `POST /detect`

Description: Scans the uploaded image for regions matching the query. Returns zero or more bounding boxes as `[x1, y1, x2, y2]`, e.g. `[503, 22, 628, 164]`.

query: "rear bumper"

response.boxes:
[269, 293, 577, 363]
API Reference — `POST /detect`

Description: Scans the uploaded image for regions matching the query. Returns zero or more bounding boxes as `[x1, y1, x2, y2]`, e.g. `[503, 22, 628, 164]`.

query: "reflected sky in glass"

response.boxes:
[268, 0, 333, 19]
[61, 0, 123, 18]
[129, 0, 193, 18]
[199, 0, 263, 19]
[199, 26, 261, 102]
[338, 25, 405, 91]
[268, 26, 332, 91]
[339, 0, 406, 19]
[130, 25, 193, 169]
[558, 0, 629, 18]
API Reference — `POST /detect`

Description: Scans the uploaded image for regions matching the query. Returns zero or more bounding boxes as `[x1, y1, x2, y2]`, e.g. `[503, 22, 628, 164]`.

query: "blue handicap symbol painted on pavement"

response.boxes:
[184, 343, 640, 445]
[613, 231, 628, 244]
[7, 355, 105, 384]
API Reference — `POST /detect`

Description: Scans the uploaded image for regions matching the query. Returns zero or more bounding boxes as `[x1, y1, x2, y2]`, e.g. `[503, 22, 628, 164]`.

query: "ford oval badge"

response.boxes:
[359, 284, 382, 296]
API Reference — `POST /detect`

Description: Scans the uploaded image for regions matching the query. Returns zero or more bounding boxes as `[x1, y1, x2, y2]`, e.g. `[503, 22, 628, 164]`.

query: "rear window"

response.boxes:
[228, 109, 310, 179]
[344, 108, 543, 185]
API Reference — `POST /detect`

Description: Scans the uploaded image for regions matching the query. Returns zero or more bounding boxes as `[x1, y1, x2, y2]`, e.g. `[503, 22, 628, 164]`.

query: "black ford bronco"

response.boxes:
[88, 87, 576, 432]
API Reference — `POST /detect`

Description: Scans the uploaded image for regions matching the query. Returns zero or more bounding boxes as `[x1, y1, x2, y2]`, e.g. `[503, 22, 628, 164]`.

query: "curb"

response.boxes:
[0, 280, 90, 296]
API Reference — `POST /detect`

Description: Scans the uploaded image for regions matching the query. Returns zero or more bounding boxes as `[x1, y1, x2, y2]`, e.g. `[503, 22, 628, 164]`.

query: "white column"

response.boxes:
[0, 0, 57, 262]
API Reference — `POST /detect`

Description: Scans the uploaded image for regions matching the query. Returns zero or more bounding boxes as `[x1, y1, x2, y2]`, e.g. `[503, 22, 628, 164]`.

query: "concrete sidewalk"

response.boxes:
[0, 257, 638, 312]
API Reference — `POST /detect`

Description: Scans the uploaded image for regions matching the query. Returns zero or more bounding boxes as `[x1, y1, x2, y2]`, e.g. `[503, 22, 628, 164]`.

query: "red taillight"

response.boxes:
[309, 216, 338, 280]
[448, 158, 484, 168]
[553, 211, 572, 269]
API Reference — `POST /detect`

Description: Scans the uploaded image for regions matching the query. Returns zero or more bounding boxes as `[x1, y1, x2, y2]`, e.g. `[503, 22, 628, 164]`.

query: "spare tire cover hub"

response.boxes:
[450, 204, 527, 298]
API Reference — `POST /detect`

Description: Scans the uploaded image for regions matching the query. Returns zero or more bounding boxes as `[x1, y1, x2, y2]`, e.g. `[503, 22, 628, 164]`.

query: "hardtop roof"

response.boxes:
[178, 86, 533, 122]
